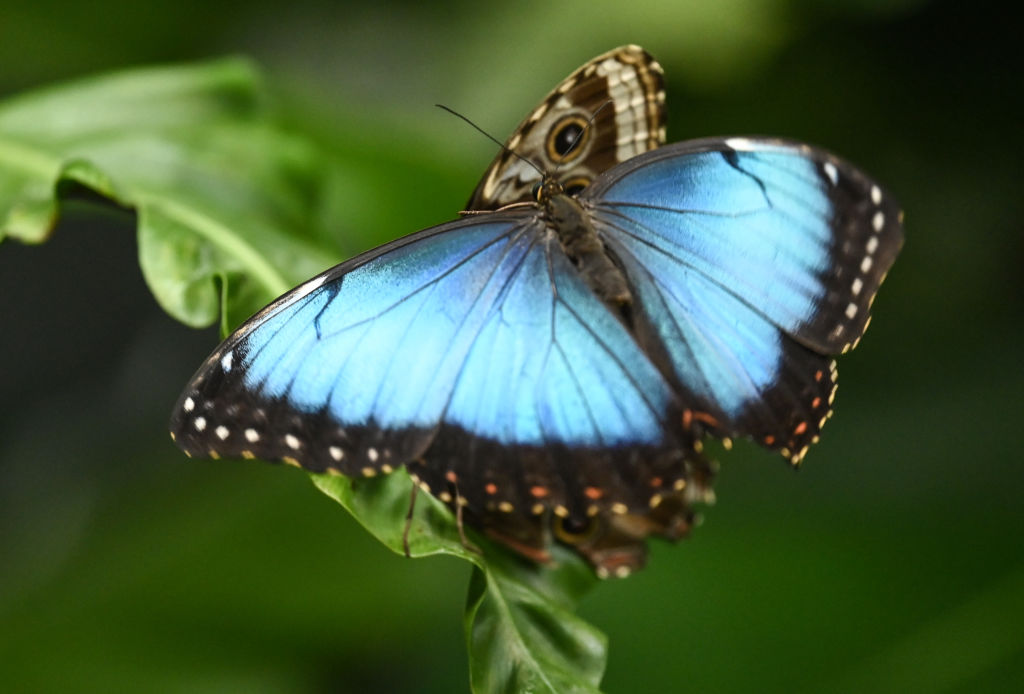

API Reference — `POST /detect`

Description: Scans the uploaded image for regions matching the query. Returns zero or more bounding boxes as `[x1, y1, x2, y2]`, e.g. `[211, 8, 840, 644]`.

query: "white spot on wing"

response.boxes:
[194, 417, 207, 432]
[285, 434, 301, 450]
[845, 303, 858, 319]
[867, 236, 879, 254]
[183, 397, 195, 412]
[852, 278, 864, 296]
[724, 137, 756, 151]
[220, 351, 233, 373]
[215, 425, 229, 440]
[245, 428, 259, 443]
[873, 211, 885, 232]
[368, 447, 379, 462]
[871, 185, 882, 204]
[823, 162, 839, 185]
[329, 446, 344, 461]
[860, 256, 873, 273]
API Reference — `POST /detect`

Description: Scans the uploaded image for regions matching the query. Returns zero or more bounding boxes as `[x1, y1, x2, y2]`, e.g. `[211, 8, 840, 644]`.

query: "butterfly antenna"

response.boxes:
[436, 104, 546, 180]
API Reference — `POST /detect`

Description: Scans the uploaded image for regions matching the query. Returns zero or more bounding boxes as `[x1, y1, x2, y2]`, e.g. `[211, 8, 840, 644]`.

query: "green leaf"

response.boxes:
[314, 472, 607, 693]
[1, 59, 610, 692]
[465, 553, 607, 694]
[0, 58, 342, 328]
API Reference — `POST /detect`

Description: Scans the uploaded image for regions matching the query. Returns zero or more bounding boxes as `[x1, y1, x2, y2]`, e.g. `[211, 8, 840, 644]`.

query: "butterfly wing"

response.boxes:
[583, 137, 903, 460]
[466, 44, 665, 210]
[171, 211, 695, 532]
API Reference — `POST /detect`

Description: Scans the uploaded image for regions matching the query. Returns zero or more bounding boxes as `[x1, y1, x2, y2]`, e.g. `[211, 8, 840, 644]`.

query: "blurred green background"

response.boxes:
[2, 0, 1021, 692]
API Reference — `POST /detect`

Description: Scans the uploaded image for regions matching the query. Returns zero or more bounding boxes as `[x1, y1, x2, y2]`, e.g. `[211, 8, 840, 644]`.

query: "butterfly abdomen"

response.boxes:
[543, 188, 632, 306]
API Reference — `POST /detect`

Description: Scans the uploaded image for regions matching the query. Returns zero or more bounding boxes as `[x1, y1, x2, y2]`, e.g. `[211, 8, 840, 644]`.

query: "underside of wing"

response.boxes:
[466, 45, 665, 210]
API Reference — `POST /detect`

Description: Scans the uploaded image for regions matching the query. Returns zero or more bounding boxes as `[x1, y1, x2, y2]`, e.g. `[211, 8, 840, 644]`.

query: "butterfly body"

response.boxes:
[171, 47, 902, 577]
[538, 180, 633, 306]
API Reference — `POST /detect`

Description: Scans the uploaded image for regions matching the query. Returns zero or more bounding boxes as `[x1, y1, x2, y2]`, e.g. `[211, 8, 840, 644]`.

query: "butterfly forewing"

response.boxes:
[584, 137, 903, 460]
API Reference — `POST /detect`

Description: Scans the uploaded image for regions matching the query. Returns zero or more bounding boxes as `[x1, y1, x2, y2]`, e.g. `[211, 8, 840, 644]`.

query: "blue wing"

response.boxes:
[583, 137, 903, 460]
[170, 211, 693, 519]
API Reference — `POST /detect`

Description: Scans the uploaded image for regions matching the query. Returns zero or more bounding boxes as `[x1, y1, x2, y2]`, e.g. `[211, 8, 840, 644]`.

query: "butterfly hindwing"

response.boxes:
[466, 44, 665, 210]
[584, 137, 903, 459]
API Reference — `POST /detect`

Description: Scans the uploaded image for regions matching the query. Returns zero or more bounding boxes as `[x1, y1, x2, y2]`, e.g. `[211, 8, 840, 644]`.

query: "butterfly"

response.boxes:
[170, 46, 903, 578]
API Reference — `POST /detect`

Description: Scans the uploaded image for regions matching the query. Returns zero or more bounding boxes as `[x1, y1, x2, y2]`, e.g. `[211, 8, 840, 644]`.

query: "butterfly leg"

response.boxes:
[452, 483, 482, 557]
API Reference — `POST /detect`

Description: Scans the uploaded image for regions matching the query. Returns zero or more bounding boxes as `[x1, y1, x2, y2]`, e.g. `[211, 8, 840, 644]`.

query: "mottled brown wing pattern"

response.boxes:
[466, 44, 666, 211]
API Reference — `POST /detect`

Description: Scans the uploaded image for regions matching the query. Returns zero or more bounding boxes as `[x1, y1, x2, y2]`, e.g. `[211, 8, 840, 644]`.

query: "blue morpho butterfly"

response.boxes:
[170, 46, 903, 578]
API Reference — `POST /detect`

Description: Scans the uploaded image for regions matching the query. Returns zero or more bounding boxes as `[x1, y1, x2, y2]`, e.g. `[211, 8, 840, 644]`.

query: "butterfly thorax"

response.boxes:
[537, 178, 632, 306]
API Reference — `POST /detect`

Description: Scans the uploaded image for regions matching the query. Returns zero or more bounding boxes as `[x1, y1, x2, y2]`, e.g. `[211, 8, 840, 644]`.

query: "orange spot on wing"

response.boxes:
[692, 410, 720, 428]
[584, 486, 604, 500]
